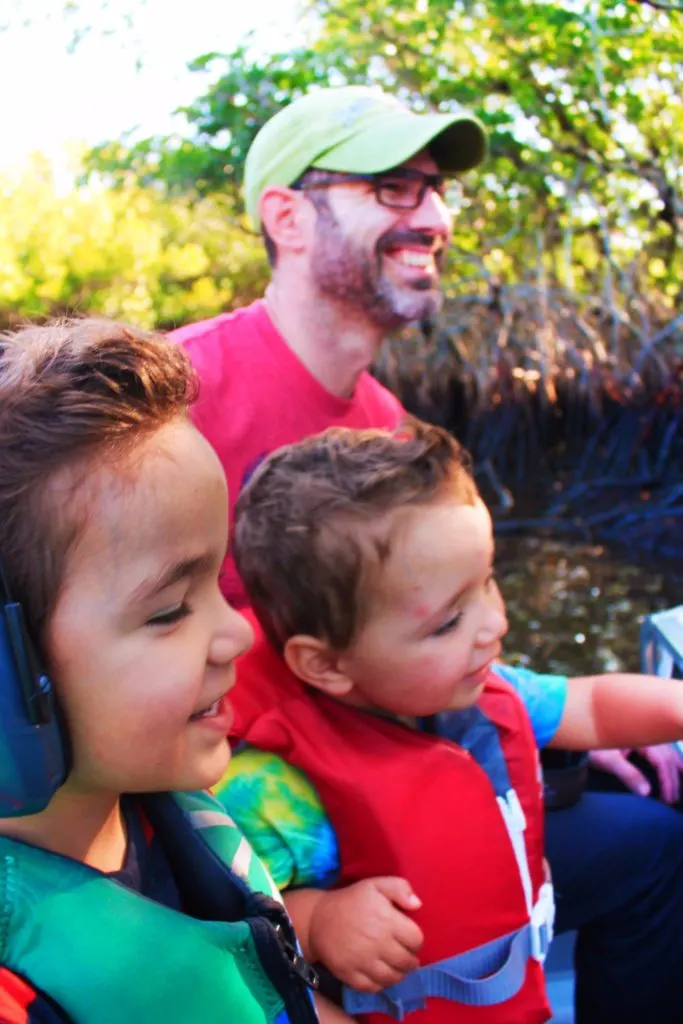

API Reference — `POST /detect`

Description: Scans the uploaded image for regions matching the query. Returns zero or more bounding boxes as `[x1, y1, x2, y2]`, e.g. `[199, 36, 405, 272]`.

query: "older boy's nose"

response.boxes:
[210, 603, 254, 664]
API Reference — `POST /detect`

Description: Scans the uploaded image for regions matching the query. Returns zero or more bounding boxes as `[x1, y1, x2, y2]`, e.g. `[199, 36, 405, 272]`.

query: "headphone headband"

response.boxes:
[0, 557, 13, 605]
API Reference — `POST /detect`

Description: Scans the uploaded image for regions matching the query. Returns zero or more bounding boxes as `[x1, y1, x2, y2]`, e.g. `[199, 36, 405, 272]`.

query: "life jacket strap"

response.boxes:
[342, 881, 555, 1020]
[530, 880, 555, 964]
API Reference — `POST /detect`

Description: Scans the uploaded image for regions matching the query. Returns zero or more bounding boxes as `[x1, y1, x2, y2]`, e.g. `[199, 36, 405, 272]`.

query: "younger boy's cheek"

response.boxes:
[386, 654, 459, 712]
[404, 649, 454, 684]
[446, 679, 487, 712]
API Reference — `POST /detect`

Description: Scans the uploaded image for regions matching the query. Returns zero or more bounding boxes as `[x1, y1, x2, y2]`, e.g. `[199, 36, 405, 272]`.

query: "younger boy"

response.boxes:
[223, 420, 683, 1024]
[0, 319, 336, 1024]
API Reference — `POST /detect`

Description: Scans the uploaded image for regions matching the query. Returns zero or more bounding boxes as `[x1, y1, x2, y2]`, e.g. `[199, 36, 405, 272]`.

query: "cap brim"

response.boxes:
[313, 109, 486, 175]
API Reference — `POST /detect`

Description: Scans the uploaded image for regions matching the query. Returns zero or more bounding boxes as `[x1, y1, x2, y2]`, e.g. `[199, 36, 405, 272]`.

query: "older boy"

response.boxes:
[221, 420, 683, 1024]
[0, 319, 347, 1024]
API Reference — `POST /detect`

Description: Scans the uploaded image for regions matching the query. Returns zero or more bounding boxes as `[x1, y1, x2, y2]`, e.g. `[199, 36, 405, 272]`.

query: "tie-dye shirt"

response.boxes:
[214, 663, 567, 889]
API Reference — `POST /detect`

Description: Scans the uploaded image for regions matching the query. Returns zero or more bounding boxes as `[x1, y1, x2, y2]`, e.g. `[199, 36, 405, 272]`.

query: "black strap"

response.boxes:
[141, 794, 318, 1021]
[0, 556, 12, 603]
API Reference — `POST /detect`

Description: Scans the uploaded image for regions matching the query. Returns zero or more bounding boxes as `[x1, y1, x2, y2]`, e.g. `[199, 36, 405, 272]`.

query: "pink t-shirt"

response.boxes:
[171, 300, 405, 607]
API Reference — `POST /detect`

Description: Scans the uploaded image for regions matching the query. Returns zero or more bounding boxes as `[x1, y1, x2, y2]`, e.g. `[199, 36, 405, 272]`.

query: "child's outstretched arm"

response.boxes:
[285, 878, 424, 993]
[549, 673, 683, 751]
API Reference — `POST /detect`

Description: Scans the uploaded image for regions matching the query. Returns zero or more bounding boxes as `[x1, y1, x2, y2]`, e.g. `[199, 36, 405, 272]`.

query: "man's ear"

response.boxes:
[283, 635, 353, 697]
[259, 185, 313, 255]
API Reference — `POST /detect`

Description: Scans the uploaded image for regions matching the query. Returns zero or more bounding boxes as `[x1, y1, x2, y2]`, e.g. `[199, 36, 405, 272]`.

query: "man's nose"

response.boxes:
[411, 186, 453, 239]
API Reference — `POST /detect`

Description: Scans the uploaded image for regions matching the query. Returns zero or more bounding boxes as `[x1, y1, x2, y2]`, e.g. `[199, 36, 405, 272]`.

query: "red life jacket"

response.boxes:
[232, 617, 552, 1024]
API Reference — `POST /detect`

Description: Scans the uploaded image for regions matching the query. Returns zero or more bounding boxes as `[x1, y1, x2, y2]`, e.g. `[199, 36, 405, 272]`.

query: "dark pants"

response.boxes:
[545, 787, 683, 1023]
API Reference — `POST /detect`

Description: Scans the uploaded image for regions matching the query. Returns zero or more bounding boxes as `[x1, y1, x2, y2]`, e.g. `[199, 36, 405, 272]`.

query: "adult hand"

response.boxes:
[588, 746, 683, 804]
[308, 877, 424, 993]
[638, 745, 683, 804]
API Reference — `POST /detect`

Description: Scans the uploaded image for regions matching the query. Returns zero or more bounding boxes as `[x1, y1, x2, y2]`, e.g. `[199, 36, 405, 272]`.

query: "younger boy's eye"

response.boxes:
[146, 602, 191, 627]
[431, 612, 462, 638]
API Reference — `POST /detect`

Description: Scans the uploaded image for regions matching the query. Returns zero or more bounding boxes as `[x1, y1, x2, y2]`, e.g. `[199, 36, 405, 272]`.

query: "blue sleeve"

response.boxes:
[491, 663, 568, 748]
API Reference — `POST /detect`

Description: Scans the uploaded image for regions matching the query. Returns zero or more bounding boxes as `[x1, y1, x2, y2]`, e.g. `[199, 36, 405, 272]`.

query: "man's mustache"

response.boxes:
[376, 230, 446, 274]
[378, 230, 443, 252]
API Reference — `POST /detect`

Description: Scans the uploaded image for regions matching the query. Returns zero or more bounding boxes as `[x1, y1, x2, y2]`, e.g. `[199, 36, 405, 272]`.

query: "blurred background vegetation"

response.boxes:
[2, 0, 681, 331]
[1, 0, 682, 607]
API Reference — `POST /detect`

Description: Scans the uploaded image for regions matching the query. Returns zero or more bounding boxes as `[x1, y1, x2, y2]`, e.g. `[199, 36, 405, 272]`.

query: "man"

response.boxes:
[172, 86, 683, 1023]
[172, 86, 484, 608]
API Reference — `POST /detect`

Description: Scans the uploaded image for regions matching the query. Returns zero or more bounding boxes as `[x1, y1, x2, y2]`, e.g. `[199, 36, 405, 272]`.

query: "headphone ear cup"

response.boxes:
[0, 600, 69, 817]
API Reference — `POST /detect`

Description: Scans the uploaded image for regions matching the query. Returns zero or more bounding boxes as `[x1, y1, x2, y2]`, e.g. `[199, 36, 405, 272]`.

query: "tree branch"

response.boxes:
[629, 0, 683, 11]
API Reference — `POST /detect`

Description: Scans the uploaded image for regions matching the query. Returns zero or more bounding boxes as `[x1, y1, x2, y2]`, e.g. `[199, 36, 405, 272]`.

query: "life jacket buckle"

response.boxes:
[529, 881, 555, 964]
[275, 924, 320, 989]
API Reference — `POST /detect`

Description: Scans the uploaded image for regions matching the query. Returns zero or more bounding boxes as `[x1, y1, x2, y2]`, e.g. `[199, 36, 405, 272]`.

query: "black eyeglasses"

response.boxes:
[292, 167, 464, 212]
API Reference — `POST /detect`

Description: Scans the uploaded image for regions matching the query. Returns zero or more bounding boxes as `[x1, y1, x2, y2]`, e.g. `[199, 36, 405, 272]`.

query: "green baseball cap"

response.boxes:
[244, 85, 487, 228]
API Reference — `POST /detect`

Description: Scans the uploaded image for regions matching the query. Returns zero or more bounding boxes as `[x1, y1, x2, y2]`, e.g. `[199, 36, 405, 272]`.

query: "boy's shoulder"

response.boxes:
[214, 747, 340, 890]
[490, 663, 568, 750]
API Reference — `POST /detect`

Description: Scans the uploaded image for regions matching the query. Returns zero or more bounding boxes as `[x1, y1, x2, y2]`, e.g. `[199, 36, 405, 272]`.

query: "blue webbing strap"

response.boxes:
[434, 705, 511, 797]
[342, 917, 552, 1020]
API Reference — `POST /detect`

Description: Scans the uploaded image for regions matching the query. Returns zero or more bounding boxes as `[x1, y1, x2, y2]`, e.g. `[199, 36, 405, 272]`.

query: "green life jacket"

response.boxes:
[0, 789, 318, 1024]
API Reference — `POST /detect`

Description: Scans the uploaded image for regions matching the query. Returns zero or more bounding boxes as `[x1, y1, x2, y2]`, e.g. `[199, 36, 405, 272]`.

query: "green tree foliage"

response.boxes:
[88, 0, 683, 305]
[0, 155, 266, 330]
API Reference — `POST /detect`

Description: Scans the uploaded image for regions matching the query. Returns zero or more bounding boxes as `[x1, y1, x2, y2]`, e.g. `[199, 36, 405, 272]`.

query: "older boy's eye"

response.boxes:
[432, 612, 462, 638]
[146, 602, 191, 627]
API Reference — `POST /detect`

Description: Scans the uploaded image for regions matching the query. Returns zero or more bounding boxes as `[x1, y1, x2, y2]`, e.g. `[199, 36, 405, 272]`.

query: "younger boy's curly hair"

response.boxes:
[233, 419, 479, 651]
[0, 318, 197, 644]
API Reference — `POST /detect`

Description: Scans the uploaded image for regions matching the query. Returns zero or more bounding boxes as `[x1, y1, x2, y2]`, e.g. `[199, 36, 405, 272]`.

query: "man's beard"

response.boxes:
[310, 202, 444, 330]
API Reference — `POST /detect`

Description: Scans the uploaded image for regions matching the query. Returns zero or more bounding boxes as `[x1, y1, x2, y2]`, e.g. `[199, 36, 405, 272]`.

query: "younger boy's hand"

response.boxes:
[308, 877, 424, 992]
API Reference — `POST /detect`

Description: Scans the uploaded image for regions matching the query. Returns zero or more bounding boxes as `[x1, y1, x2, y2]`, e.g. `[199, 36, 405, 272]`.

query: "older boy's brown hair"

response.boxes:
[233, 419, 478, 651]
[0, 318, 197, 643]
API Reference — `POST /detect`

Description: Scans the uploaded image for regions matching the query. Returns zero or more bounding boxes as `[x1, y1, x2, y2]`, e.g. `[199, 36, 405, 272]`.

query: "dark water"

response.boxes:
[496, 536, 682, 677]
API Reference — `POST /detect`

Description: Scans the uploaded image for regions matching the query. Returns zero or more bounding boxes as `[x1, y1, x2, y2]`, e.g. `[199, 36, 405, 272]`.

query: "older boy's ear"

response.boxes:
[283, 635, 353, 697]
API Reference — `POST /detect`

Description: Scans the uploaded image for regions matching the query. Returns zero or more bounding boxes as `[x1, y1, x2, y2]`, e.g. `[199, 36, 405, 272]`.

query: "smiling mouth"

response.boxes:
[465, 660, 494, 685]
[189, 697, 224, 721]
[393, 250, 433, 268]
[383, 246, 443, 277]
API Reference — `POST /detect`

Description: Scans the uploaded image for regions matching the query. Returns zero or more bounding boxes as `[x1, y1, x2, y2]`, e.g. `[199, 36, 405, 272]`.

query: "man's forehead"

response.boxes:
[391, 149, 440, 174]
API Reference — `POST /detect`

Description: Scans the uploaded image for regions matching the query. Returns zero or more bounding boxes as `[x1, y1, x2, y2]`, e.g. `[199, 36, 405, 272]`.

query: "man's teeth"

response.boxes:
[394, 251, 433, 267]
